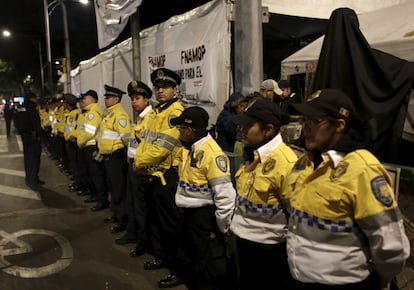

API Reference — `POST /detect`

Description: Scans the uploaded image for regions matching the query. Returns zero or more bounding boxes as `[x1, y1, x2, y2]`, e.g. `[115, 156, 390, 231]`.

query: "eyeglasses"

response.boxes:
[300, 118, 329, 127]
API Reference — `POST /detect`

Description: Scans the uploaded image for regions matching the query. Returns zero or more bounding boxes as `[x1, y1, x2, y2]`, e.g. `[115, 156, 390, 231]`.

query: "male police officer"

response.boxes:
[14, 92, 44, 187]
[133, 68, 184, 288]
[76, 89, 108, 211]
[116, 80, 154, 258]
[98, 85, 131, 233]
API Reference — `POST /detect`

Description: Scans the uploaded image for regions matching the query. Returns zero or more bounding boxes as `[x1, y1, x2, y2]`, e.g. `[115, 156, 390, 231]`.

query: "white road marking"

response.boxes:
[0, 229, 74, 278]
[0, 153, 23, 158]
[0, 168, 25, 177]
[0, 184, 40, 200]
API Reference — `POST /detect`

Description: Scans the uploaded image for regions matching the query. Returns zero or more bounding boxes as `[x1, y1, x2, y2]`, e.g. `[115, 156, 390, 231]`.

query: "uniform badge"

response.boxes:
[330, 161, 349, 180]
[168, 114, 178, 128]
[371, 176, 393, 207]
[191, 151, 204, 167]
[69, 117, 74, 123]
[88, 113, 94, 121]
[215, 155, 228, 173]
[119, 118, 127, 128]
[262, 158, 276, 175]
[157, 70, 164, 79]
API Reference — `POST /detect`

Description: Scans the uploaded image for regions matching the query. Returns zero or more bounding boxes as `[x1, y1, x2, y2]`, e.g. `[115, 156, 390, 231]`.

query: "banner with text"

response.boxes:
[140, 0, 230, 121]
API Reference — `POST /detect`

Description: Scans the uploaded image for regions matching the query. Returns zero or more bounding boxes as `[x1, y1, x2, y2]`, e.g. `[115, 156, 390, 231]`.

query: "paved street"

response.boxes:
[0, 119, 186, 290]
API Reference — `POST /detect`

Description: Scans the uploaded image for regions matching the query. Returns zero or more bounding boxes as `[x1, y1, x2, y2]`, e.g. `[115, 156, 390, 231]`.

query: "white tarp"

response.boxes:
[263, 0, 407, 19]
[280, 0, 414, 79]
[94, 0, 143, 49]
[72, 0, 230, 124]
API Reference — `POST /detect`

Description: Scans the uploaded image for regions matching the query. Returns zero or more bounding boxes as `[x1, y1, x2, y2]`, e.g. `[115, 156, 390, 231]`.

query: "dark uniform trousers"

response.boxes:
[102, 148, 128, 223]
[178, 205, 236, 290]
[125, 162, 148, 244]
[21, 132, 42, 185]
[146, 168, 181, 272]
[67, 140, 81, 184]
[236, 236, 293, 290]
[82, 145, 107, 204]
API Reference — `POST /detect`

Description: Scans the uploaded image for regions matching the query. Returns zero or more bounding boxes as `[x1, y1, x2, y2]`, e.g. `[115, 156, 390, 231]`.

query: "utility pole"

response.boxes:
[234, 0, 263, 94]
[60, 0, 72, 93]
[130, 8, 141, 80]
[43, 0, 54, 96]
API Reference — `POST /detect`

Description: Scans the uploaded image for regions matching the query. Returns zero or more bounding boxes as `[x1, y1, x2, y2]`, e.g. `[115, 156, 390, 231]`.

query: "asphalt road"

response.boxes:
[0, 119, 187, 290]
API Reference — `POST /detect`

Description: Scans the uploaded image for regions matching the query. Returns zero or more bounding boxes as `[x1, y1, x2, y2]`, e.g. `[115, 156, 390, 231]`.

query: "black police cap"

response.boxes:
[104, 84, 126, 99]
[234, 97, 282, 127]
[80, 89, 98, 100]
[170, 106, 209, 129]
[127, 80, 152, 98]
[63, 93, 78, 106]
[150, 68, 181, 86]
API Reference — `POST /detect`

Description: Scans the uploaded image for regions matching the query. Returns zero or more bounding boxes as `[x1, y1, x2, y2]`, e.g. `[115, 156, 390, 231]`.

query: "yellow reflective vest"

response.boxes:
[176, 134, 236, 233]
[77, 102, 102, 148]
[127, 105, 154, 159]
[134, 98, 183, 185]
[98, 103, 131, 154]
[285, 149, 409, 286]
[64, 108, 80, 141]
[231, 134, 298, 244]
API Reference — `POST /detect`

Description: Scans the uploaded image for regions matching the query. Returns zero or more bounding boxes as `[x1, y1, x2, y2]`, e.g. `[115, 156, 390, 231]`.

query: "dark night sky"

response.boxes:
[0, 0, 327, 93]
[0, 0, 211, 90]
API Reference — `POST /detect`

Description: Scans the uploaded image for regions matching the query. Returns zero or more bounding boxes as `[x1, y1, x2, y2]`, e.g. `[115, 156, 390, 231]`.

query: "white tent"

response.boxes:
[280, 0, 414, 79]
[263, 0, 406, 19]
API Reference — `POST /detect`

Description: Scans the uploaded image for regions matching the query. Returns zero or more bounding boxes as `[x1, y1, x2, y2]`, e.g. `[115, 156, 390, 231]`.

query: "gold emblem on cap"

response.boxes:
[184, 118, 193, 124]
[157, 70, 164, 79]
[307, 90, 321, 102]
[131, 80, 138, 89]
[339, 107, 350, 117]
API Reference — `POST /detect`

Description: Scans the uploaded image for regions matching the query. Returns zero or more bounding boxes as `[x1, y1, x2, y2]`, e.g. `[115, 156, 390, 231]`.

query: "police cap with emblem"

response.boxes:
[104, 84, 126, 99]
[291, 88, 355, 120]
[233, 97, 282, 127]
[63, 93, 78, 106]
[150, 68, 181, 86]
[80, 89, 98, 100]
[170, 106, 209, 129]
[127, 80, 152, 98]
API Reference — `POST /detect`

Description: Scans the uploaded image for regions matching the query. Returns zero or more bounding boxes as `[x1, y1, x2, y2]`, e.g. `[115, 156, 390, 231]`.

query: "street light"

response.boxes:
[43, 0, 89, 95]
[0, 29, 45, 96]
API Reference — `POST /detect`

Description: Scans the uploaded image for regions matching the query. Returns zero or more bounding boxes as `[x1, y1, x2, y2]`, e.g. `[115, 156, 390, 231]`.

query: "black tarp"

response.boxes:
[312, 8, 414, 162]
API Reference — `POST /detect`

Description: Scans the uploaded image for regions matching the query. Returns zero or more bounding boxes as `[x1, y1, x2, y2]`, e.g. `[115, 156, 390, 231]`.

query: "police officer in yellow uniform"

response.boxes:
[54, 98, 70, 174]
[286, 89, 410, 289]
[230, 97, 297, 289]
[171, 106, 236, 289]
[98, 85, 131, 233]
[77, 89, 108, 211]
[133, 68, 184, 288]
[116, 80, 154, 257]
[62, 93, 82, 192]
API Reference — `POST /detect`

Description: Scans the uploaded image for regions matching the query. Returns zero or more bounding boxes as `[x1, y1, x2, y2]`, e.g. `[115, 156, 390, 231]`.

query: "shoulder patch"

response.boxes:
[371, 176, 393, 207]
[262, 158, 276, 174]
[88, 113, 94, 121]
[215, 155, 228, 173]
[118, 118, 127, 128]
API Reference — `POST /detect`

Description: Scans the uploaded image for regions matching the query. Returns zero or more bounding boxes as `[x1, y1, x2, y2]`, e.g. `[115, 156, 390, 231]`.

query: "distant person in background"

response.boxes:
[260, 79, 282, 102]
[216, 92, 246, 152]
[14, 92, 44, 187]
[276, 80, 302, 123]
[4, 98, 14, 137]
